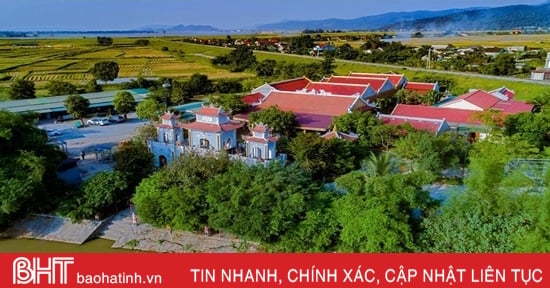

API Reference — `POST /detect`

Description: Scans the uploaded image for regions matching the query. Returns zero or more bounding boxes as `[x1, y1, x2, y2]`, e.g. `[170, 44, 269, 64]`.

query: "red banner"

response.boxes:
[0, 253, 547, 287]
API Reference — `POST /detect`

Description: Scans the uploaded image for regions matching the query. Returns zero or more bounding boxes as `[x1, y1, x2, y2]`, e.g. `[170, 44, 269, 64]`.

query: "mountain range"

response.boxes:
[256, 2, 550, 31]
[139, 2, 550, 33]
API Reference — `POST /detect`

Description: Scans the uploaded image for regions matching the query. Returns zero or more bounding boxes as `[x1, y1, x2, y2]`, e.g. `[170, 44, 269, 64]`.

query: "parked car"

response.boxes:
[41, 128, 62, 137]
[108, 115, 125, 123]
[87, 117, 109, 126]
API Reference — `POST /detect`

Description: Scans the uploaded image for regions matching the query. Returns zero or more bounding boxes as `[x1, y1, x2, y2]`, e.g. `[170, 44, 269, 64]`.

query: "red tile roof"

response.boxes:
[348, 72, 405, 87]
[251, 124, 270, 133]
[243, 135, 279, 143]
[378, 114, 449, 134]
[181, 121, 244, 133]
[404, 82, 436, 95]
[160, 112, 177, 120]
[269, 77, 311, 91]
[441, 89, 533, 113]
[304, 82, 370, 96]
[294, 113, 335, 131]
[259, 91, 357, 116]
[196, 106, 228, 116]
[492, 101, 534, 114]
[321, 130, 359, 141]
[324, 76, 391, 92]
[450, 90, 500, 109]
[242, 92, 263, 105]
[392, 104, 481, 125]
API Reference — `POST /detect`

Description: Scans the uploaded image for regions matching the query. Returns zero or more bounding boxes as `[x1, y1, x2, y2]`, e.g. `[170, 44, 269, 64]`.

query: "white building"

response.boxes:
[531, 52, 550, 81]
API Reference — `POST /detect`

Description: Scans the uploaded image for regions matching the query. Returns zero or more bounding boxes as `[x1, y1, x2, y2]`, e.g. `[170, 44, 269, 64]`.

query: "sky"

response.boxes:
[0, 0, 547, 31]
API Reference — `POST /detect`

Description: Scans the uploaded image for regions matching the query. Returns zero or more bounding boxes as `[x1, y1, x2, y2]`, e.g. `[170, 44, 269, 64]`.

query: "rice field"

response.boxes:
[1, 36, 548, 101]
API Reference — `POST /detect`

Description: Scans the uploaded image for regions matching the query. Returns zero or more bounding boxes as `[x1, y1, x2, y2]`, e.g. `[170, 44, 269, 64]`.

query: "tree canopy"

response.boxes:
[248, 106, 297, 136]
[96, 36, 113, 46]
[46, 80, 77, 96]
[0, 111, 64, 227]
[8, 79, 35, 100]
[136, 98, 162, 122]
[64, 94, 90, 123]
[91, 61, 119, 83]
[113, 91, 136, 119]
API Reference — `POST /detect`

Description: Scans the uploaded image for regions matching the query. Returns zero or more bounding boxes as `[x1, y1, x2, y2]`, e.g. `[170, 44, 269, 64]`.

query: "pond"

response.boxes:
[0, 237, 141, 253]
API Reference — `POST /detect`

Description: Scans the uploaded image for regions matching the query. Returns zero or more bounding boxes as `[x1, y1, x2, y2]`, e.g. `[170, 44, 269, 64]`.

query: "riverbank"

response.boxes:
[2, 208, 259, 253]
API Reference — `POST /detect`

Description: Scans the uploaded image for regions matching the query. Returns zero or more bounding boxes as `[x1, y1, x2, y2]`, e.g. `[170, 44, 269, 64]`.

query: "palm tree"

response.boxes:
[362, 151, 397, 177]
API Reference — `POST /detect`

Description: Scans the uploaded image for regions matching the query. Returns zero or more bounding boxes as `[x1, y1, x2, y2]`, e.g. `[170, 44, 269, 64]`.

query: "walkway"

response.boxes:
[4, 214, 103, 245]
[4, 208, 258, 253]
[97, 208, 258, 253]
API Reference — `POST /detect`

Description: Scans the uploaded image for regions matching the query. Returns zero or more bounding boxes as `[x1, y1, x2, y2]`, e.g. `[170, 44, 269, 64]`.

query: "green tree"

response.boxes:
[8, 79, 35, 100]
[186, 73, 213, 96]
[96, 36, 113, 46]
[136, 98, 162, 122]
[288, 133, 358, 180]
[85, 79, 102, 93]
[395, 89, 423, 105]
[362, 151, 397, 177]
[321, 53, 336, 76]
[134, 39, 150, 46]
[91, 61, 119, 84]
[64, 94, 90, 125]
[334, 172, 432, 252]
[113, 140, 154, 191]
[113, 91, 136, 119]
[336, 43, 359, 60]
[133, 124, 158, 144]
[214, 79, 243, 94]
[212, 46, 257, 72]
[78, 171, 128, 219]
[248, 106, 297, 136]
[132, 153, 231, 231]
[0, 111, 64, 227]
[208, 94, 249, 114]
[420, 135, 540, 252]
[256, 59, 277, 77]
[46, 80, 77, 96]
[504, 112, 550, 149]
[392, 130, 466, 174]
[206, 162, 327, 244]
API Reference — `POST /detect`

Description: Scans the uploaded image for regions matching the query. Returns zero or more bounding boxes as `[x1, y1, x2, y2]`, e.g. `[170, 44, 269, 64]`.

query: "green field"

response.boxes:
[0, 36, 548, 101]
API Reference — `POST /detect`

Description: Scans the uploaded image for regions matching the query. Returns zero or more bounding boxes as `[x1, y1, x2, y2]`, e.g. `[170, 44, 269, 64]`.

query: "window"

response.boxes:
[224, 138, 231, 149]
[200, 138, 210, 149]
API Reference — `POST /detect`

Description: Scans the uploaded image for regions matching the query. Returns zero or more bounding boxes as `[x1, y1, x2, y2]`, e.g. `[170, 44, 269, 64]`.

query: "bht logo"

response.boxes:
[12, 256, 74, 285]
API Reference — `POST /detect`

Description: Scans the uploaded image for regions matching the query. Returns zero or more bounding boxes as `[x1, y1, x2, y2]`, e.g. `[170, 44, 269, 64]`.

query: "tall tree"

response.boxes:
[136, 98, 162, 122]
[96, 36, 113, 46]
[208, 94, 249, 114]
[0, 111, 64, 227]
[46, 80, 77, 96]
[113, 91, 136, 119]
[113, 140, 154, 191]
[8, 79, 35, 100]
[321, 53, 336, 76]
[249, 106, 297, 136]
[91, 61, 119, 84]
[334, 172, 432, 252]
[64, 94, 90, 125]
[75, 171, 128, 220]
